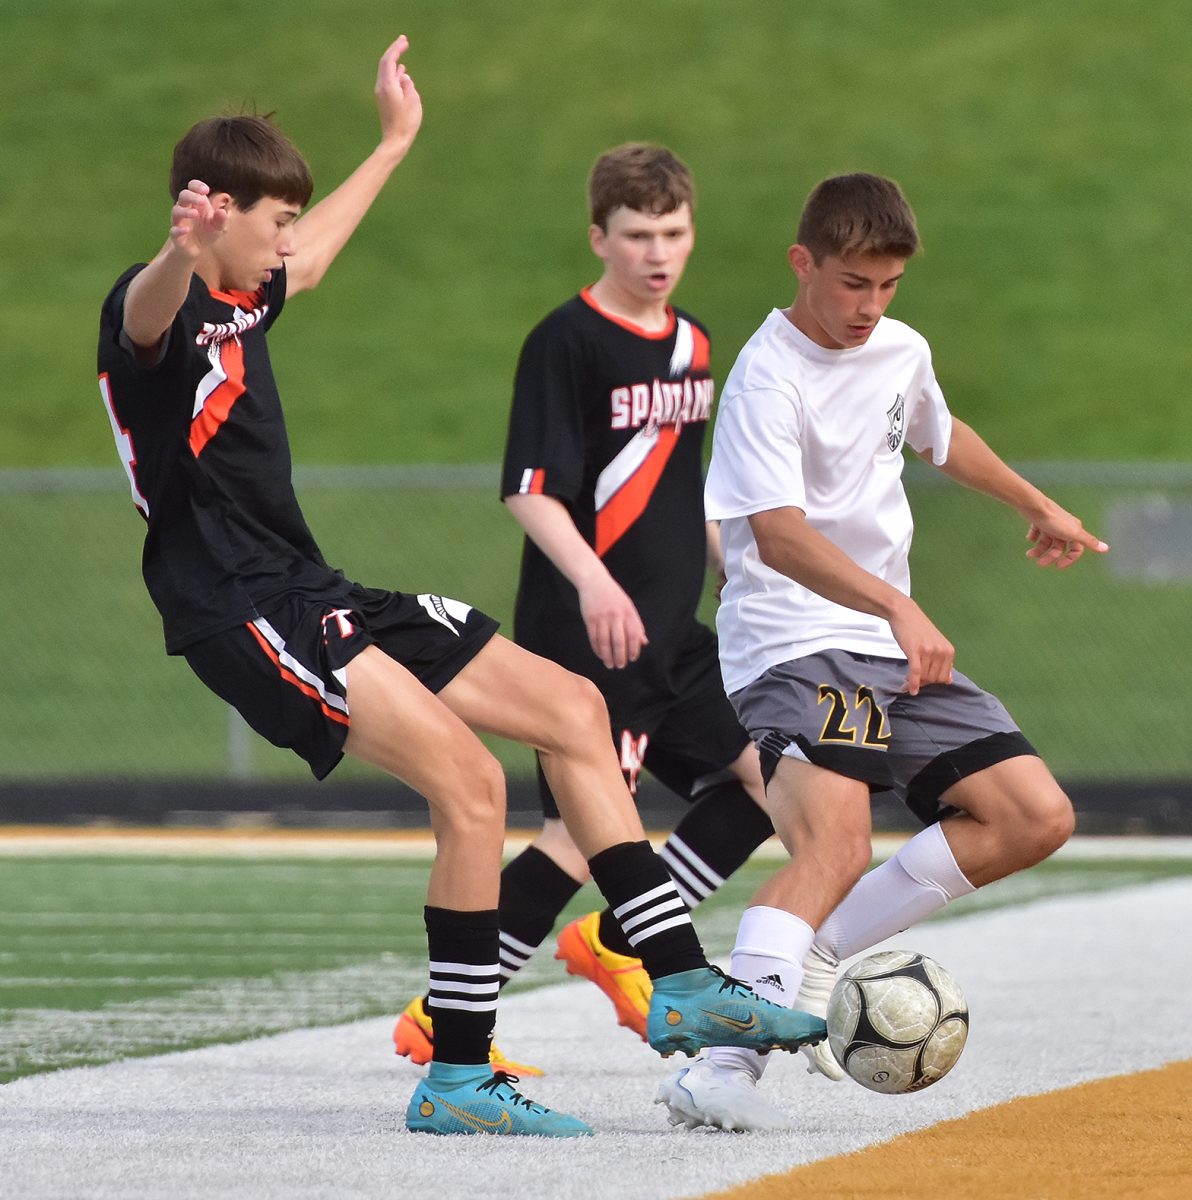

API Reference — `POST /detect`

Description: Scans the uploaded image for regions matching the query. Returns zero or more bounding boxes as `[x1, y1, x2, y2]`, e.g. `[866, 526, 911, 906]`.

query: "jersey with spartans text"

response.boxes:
[705, 309, 953, 693]
[98, 264, 352, 653]
[501, 290, 715, 671]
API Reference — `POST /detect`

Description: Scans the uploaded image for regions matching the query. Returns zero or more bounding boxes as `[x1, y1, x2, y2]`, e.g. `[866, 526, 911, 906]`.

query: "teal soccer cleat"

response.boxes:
[406, 1064, 593, 1137]
[646, 966, 828, 1059]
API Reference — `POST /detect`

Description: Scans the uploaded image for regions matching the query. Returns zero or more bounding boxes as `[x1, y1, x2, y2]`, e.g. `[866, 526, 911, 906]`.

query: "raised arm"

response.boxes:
[504, 492, 648, 670]
[285, 36, 423, 295]
[749, 506, 954, 696]
[122, 180, 227, 358]
[926, 418, 1108, 569]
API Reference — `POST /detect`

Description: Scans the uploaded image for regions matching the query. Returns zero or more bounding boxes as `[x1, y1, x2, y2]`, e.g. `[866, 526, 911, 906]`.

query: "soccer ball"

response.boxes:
[826, 950, 969, 1094]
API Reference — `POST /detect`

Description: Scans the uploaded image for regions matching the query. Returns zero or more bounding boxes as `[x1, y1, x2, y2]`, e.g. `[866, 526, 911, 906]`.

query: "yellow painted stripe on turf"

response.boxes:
[699, 1058, 1192, 1200]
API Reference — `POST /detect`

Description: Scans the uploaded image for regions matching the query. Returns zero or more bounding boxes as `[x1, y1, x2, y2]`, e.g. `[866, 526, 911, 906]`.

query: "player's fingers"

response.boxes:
[377, 34, 410, 82]
[903, 650, 921, 696]
[1075, 528, 1109, 554]
[587, 621, 612, 669]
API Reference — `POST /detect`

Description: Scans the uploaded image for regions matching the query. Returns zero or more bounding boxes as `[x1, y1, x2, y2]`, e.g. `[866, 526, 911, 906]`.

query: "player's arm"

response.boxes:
[922, 418, 1108, 569]
[121, 180, 227, 359]
[504, 491, 648, 670]
[705, 521, 728, 598]
[748, 506, 954, 695]
[285, 36, 422, 296]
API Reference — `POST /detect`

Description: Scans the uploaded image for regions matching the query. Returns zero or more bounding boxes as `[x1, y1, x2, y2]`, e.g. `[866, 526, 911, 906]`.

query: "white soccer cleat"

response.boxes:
[655, 1057, 794, 1133]
[800, 1036, 846, 1081]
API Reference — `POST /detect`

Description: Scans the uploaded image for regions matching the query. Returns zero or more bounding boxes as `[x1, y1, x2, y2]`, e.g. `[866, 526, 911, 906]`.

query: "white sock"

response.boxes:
[815, 823, 975, 965]
[706, 905, 815, 1081]
[793, 941, 838, 1017]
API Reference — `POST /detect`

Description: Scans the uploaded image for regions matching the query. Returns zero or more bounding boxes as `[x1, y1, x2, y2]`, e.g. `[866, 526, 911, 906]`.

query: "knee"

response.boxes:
[1031, 789, 1076, 858]
[433, 750, 507, 842]
[783, 807, 872, 886]
[541, 674, 609, 755]
[994, 785, 1075, 868]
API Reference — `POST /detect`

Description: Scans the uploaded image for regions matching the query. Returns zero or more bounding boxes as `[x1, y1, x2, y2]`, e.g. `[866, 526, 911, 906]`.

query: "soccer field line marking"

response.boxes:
[6, 878, 1192, 1200]
[3, 827, 1191, 860]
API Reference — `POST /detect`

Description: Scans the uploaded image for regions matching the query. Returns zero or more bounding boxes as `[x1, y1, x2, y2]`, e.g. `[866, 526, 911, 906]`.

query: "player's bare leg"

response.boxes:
[441, 636, 827, 1058]
[749, 756, 873, 925]
[437, 636, 650, 855]
[936, 755, 1074, 887]
[344, 645, 506, 908]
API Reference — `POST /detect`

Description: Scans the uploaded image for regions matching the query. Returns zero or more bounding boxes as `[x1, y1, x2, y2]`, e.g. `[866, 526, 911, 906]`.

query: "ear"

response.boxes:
[209, 191, 235, 215]
[588, 222, 607, 260]
[788, 243, 814, 281]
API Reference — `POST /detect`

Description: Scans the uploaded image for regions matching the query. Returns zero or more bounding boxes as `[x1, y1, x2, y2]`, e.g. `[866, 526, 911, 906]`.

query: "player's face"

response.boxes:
[589, 204, 695, 311]
[215, 196, 301, 292]
[787, 248, 906, 349]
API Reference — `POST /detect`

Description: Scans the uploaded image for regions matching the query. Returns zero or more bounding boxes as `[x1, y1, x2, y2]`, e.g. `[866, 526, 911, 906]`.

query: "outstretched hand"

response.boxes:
[375, 35, 423, 153]
[1024, 503, 1109, 570]
[169, 180, 227, 258]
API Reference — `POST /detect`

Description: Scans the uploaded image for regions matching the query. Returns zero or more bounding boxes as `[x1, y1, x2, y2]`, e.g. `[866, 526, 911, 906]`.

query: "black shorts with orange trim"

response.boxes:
[536, 620, 751, 818]
[183, 585, 499, 779]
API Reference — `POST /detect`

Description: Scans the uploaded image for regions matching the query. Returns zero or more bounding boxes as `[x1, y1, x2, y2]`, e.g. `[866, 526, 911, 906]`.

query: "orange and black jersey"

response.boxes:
[501, 289, 715, 671]
[98, 264, 351, 653]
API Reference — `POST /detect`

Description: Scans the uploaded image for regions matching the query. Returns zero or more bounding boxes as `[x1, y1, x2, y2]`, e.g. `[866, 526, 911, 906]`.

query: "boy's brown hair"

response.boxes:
[797, 173, 920, 263]
[587, 143, 695, 231]
[169, 115, 314, 211]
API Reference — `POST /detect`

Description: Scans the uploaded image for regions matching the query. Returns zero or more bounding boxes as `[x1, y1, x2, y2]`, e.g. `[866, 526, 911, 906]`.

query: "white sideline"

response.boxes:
[3, 878, 1192, 1200]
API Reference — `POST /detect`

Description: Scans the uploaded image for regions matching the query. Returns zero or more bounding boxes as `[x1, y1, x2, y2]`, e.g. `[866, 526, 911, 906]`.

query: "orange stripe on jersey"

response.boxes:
[522, 467, 546, 494]
[246, 621, 351, 727]
[189, 339, 246, 457]
[594, 426, 680, 557]
[579, 287, 676, 340]
[691, 324, 710, 372]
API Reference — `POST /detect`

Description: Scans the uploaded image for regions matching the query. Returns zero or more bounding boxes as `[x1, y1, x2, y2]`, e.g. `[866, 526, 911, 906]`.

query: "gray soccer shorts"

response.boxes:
[730, 649, 1037, 826]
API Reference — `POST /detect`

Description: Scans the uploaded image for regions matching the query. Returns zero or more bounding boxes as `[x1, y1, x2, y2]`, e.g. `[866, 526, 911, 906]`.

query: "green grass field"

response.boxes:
[3, 847, 1189, 1084]
[2, 0, 1190, 468]
[3, 5, 1190, 789]
[5, 469, 1190, 783]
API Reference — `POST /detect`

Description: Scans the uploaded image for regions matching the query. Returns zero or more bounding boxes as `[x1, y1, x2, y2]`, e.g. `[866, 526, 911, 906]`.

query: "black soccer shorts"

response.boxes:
[183, 584, 499, 779]
[536, 620, 751, 817]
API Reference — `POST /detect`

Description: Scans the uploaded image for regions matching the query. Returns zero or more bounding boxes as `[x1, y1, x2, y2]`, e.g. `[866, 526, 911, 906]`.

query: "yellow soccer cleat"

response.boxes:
[392, 995, 544, 1077]
[555, 911, 652, 1040]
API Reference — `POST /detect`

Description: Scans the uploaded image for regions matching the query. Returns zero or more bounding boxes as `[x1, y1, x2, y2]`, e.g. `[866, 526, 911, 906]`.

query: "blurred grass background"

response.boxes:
[2, 0, 1189, 467]
[2, 0, 1190, 790]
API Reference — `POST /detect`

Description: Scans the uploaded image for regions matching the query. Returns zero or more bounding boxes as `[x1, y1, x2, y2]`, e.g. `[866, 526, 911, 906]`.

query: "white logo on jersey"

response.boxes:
[321, 609, 356, 640]
[196, 304, 268, 347]
[609, 376, 714, 433]
[417, 594, 473, 636]
[886, 393, 906, 452]
[618, 729, 649, 795]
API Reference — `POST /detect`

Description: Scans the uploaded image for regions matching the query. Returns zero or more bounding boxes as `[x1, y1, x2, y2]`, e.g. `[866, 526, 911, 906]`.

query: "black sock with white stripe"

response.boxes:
[496, 847, 583, 986]
[587, 841, 706, 979]
[597, 781, 773, 956]
[423, 906, 500, 1066]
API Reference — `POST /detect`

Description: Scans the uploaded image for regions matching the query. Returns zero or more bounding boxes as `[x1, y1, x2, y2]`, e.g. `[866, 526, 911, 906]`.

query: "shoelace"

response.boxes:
[706, 964, 765, 1001]
[479, 1071, 546, 1112]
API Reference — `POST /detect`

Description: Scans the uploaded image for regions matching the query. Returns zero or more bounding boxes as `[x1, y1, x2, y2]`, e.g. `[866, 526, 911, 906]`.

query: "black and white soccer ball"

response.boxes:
[826, 950, 969, 1094]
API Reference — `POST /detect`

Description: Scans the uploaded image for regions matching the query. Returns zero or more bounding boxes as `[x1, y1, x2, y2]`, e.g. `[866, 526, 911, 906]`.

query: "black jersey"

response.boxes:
[97, 264, 351, 653]
[501, 289, 715, 672]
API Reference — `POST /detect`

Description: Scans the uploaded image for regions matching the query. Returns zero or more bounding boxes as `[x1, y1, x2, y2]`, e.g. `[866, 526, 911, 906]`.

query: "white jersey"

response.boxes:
[705, 309, 952, 693]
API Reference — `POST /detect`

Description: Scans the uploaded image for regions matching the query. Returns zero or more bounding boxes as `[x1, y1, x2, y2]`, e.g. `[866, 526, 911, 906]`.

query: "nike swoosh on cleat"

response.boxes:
[701, 1010, 759, 1034]
[439, 1100, 513, 1134]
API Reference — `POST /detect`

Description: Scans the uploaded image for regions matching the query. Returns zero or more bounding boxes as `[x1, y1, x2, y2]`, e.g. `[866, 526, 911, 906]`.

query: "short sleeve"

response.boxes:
[705, 388, 807, 520]
[500, 314, 587, 503]
[904, 353, 952, 465]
